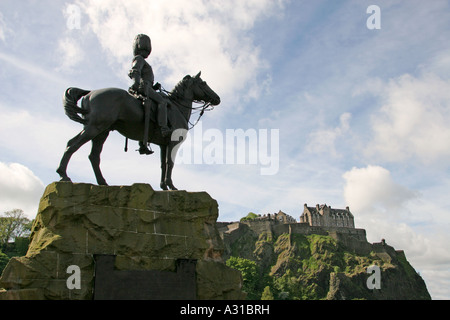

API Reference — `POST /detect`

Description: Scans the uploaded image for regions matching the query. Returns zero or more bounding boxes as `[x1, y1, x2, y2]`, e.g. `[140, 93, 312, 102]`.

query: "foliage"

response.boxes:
[270, 234, 353, 299]
[226, 256, 260, 299]
[240, 212, 258, 222]
[0, 249, 9, 275]
[396, 251, 417, 278]
[0, 209, 32, 250]
[261, 286, 274, 300]
[3, 237, 30, 258]
[0, 209, 32, 275]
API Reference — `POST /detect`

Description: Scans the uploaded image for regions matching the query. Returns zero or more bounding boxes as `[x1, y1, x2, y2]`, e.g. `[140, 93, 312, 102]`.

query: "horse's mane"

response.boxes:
[169, 75, 191, 101]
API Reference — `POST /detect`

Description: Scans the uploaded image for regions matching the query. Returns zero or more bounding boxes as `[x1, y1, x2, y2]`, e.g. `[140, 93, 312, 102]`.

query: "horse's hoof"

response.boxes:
[59, 177, 72, 182]
[167, 182, 178, 190]
[160, 182, 168, 190]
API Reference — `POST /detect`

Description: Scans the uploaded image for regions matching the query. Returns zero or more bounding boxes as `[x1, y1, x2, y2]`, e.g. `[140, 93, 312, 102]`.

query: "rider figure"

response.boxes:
[128, 34, 171, 155]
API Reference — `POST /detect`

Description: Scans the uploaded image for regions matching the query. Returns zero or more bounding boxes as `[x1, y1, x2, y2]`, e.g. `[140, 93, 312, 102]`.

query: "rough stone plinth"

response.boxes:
[0, 182, 244, 300]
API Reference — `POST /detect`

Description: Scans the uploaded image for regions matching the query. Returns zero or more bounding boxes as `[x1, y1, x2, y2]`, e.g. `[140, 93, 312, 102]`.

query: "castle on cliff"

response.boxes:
[234, 203, 355, 229]
[218, 203, 371, 253]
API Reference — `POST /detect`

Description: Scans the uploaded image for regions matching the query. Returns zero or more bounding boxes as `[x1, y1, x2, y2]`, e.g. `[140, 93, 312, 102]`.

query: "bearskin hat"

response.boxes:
[133, 34, 152, 56]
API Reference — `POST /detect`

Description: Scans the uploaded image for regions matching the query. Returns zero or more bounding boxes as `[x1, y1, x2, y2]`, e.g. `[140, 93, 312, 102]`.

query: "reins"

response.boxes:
[163, 87, 215, 130]
[185, 100, 214, 130]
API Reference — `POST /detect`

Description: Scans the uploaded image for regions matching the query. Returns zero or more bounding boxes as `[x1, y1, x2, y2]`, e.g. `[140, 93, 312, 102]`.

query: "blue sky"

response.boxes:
[1, 0, 450, 299]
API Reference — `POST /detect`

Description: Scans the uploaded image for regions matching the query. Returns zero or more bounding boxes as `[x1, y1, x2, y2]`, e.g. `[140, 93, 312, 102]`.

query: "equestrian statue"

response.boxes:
[56, 34, 221, 190]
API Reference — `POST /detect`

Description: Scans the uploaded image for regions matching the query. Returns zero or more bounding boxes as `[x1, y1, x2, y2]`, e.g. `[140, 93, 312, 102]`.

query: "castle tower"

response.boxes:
[300, 204, 355, 228]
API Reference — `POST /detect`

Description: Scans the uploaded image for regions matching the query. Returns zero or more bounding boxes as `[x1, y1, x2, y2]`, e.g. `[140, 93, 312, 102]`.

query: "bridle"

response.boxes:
[162, 81, 215, 130]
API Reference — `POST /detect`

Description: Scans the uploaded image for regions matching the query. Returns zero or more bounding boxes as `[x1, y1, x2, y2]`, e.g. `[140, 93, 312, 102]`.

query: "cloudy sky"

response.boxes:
[1, 0, 450, 299]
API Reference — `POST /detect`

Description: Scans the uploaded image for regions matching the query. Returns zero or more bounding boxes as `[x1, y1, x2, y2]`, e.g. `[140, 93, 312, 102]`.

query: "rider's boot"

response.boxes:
[139, 101, 154, 155]
[138, 141, 153, 155]
[157, 101, 172, 138]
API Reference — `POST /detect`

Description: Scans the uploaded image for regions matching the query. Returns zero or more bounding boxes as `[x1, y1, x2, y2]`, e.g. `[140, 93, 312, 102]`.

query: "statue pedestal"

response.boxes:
[0, 182, 244, 300]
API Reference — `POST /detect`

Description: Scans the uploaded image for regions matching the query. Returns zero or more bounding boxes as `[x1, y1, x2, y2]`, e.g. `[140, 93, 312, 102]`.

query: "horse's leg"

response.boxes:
[160, 145, 168, 190]
[56, 133, 80, 180]
[88, 130, 110, 186]
[56, 131, 83, 181]
[165, 142, 178, 191]
[56, 127, 103, 182]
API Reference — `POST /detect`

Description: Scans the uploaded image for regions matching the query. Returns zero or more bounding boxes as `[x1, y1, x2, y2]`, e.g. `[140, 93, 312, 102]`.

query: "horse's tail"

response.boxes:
[63, 87, 91, 125]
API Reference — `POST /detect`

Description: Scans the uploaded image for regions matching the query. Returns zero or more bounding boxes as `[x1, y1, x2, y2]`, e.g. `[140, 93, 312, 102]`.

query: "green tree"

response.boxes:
[261, 286, 274, 300]
[0, 209, 32, 251]
[226, 256, 259, 299]
[0, 249, 9, 275]
[240, 212, 258, 222]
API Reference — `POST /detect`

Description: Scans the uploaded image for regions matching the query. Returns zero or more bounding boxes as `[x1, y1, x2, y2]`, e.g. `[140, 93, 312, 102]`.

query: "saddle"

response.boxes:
[128, 89, 170, 124]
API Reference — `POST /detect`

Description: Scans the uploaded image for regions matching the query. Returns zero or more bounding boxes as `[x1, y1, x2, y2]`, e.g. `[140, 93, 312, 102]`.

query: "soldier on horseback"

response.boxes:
[128, 34, 171, 155]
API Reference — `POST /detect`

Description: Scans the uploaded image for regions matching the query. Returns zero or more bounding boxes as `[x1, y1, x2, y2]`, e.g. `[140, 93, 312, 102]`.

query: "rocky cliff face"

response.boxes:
[0, 182, 244, 300]
[221, 223, 431, 300]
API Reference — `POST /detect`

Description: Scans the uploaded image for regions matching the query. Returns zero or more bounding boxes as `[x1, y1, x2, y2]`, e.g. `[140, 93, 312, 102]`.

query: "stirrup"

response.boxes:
[137, 145, 154, 155]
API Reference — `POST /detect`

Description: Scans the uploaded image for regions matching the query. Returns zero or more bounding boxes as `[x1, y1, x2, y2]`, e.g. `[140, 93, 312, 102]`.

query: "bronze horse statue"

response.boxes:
[56, 72, 220, 190]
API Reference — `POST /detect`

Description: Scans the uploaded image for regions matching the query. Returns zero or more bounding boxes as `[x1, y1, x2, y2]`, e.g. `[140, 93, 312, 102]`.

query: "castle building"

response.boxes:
[300, 204, 355, 228]
[257, 210, 297, 223]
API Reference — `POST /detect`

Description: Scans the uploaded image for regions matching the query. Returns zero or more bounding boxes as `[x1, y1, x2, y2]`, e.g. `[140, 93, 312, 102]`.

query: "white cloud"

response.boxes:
[364, 72, 450, 164]
[306, 112, 351, 157]
[0, 162, 45, 219]
[0, 12, 8, 42]
[421, 267, 450, 300]
[343, 165, 417, 216]
[57, 37, 85, 72]
[342, 165, 423, 249]
[0, 105, 79, 170]
[77, 0, 282, 103]
[0, 51, 68, 85]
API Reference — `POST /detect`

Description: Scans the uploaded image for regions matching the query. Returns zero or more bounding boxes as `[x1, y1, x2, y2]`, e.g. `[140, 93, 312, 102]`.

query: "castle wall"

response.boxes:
[328, 231, 372, 254]
[241, 220, 275, 235]
[371, 241, 398, 257]
[220, 222, 251, 244]
[234, 219, 367, 244]
[273, 223, 329, 238]
[322, 227, 366, 241]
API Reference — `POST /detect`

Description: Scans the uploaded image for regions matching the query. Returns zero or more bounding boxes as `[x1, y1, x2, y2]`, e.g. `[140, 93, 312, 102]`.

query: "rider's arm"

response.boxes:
[128, 55, 146, 91]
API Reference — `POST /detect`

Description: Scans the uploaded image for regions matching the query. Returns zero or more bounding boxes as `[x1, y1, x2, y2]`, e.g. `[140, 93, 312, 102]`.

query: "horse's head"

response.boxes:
[188, 72, 221, 106]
